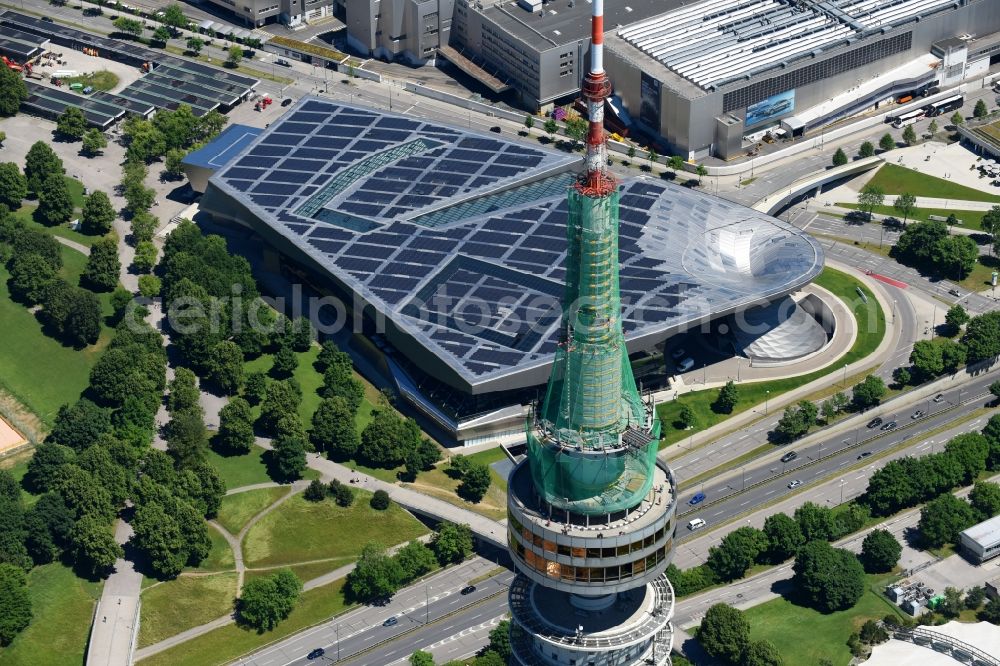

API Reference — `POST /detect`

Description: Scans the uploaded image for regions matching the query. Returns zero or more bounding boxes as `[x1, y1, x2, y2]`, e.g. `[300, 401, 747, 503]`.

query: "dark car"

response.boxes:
[858, 451, 873, 460]
[307, 648, 326, 660]
[780, 451, 798, 463]
[880, 421, 898, 431]
[460, 585, 476, 595]
[688, 492, 706, 506]
[281, 98, 293, 107]
[41, 16, 53, 21]
[867, 417, 883, 429]
[489, 126, 502, 133]
[949, 288, 961, 296]
[383, 616, 398, 627]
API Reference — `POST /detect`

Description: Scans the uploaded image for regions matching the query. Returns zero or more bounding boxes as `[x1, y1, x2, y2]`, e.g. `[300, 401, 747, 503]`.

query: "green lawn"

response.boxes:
[216, 487, 289, 535]
[205, 444, 318, 490]
[198, 525, 235, 572]
[138, 573, 238, 648]
[63, 69, 120, 92]
[865, 163, 1000, 203]
[244, 557, 354, 585]
[958, 256, 1000, 292]
[744, 574, 904, 666]
[243, 492, 428, 568]
[836, 203, 989, 230]
[406, 447, 511, 521]
[0, 563, 102, 665]
[137, 578, 352, 666]
[658, 267, 885, 448]
[15, 203, 107, 248]
[0, 243, 113, 425]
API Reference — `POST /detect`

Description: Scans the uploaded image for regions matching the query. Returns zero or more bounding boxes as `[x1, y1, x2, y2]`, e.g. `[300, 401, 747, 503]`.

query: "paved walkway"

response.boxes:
[85, 518, 142, 666]
[53, 235, 91, 256]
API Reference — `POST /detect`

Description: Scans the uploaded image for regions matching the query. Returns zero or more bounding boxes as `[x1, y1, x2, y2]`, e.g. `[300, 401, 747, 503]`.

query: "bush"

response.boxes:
[304, 479, 327, 502]
[370, 489, 390, 510]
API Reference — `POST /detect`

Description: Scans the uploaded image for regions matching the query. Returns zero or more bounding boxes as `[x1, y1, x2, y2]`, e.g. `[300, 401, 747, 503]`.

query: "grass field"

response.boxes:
[198, 525, 235, 572]
[745, 574, 904, 666]
[836, 203, 988, 230]
[242, 492, 428, 568]
[244, 558, 354, 585]
[205, 445, 318, 489]
[657, 267, 885, 448]
[216, 487, 289, 535]
[0, 563, 102, 665]
[63, 70, 120, 92]
[865, 163, 1000, 203]
[137, 578, 351, 666]
[0, 242, 114, 425]
[138, 573, 238, 648]
[406, 447, 510, 521]
[15, 202, 105, 248]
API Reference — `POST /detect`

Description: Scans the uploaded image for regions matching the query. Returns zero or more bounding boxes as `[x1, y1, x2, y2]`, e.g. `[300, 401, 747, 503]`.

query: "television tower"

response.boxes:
[506, 0, 677, 664]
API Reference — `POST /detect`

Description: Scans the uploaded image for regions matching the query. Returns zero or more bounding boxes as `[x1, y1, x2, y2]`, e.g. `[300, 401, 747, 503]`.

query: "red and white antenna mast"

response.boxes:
[577, 0, 614, 197]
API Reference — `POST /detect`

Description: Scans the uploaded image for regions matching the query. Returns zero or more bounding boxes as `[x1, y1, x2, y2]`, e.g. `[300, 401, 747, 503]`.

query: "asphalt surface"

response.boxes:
[676, 377, 996, 540]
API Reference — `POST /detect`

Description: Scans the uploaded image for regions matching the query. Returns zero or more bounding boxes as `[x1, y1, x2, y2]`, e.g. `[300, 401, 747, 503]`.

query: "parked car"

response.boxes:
[688, 492, 706, 506]
[787, 480, 802, 489]
[276, 58, 291, 67]
[933, 393, 945, 403]
[867, 417, 883, 429]
[780, 451, 798, 463]
[461, 585, 476, 595]
[857, 451, 873, 460]
[41, 16, 53, 21]
[911, 410, 925, 419]
[489, 126, 502, 133]
[687, 518, 707, 531]
[676, 357, 695, 372]
[307, 648, 326, 660]
[880, 421, 897, 431]
[383, 616, 398, 627]
[281, 97, 293, 107]
[670, 347, 687, 360]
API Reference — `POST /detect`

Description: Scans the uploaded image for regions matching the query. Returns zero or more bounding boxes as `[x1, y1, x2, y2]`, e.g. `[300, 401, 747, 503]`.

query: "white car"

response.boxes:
[670, 347, 687, 360]
[787, 480, 802, 489]
[676, 357, 695, 372]
[687, 518, 707, 531]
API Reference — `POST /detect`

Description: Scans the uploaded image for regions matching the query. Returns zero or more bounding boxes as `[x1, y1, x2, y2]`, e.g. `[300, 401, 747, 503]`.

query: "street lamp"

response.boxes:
[764, 390, 770, 415]
[839, 479, 846, 504]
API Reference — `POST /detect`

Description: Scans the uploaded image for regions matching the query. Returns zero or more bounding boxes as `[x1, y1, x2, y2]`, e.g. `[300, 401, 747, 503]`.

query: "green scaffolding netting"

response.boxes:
[526, 188, 662, 515]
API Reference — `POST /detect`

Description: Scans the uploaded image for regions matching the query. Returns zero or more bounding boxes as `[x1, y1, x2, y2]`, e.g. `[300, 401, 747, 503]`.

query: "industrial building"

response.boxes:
[960, 515, 1000, 564]
[200, 0, 334, 28]
[191, 98, 821, 445]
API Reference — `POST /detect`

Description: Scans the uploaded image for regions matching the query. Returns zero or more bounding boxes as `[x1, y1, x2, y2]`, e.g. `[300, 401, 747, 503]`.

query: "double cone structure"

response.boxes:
[506, 1, 677, 664]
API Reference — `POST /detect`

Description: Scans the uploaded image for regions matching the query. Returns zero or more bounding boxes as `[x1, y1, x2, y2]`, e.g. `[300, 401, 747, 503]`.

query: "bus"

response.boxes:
[892, 109, 925, 128]
[924, 94, 964, 117]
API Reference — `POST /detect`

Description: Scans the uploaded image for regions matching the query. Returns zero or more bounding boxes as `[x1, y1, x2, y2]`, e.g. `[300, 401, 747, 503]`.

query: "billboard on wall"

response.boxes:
[640, 71, 661, 129]
[745, 89, 795, 128]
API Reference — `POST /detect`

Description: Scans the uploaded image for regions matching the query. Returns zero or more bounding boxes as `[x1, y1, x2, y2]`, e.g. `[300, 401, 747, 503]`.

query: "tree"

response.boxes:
[112, 15, 143, 38]
[965, 311, 1000, 362]
[162, 3, 190, 30]
[892, 366, 911, 387]
[132, 241, 158, 273]
[859, 141, 875, 158]
[945, 433, 989, 485]
[793, 540, 865, 612]
[852, 375, 886, 410]
[258, 380, 301, 436]
[858, 184, 885, 221]
[81, 191, 116, 236]
[762, 513, 804, 563]
[938, 586, 964, 618]
[892, 192, 917, 224]
[166, 408, 208, 468]
[974, 99, 989, 119]
[979, 598, 1000, 624]
[138, 274, 161, 299]
[860, 528, 901, 573]
[902, 124, 918, 146]
[707, 526, 768, 581]
[970, 481, 1000, 520]
[24, 141, 63, 194]
[227, 45, 243, 68]
[928, 119, 939, 135]
[217, 397, 255, 454]
[696, 163, 708, 184]
[304, 479, 327, 502]
[966, 586, 987, 610]
[271, 343, 298, 379]
[207, 341, 244, 395]
[946, 304, 970, 331]
[0, 162, 26, 208]
[36, 174, 73, 226]
[918, 493, 976, 548]
[8, 253, 56, 305]
[24, 442, 75, 493]
[164, 148, 185, 178]
[0, 64, 27, 117]
[743, 640, 783, 666]
[237, 569, 302, 631]
[410, 651, 435, 666]
[982, 205, 1000, 238]
[794, 502, 836, 542]
[272, 432, 307, 482]
[129, 211, 157, 246]
[950, 110, 964, 127]
[310, 397, 360, 459]
[564, 117, 587, 147]
[458, 463, 492, 503]
[523, 115, 534, 131]
[395, 540, 437, 581]
[70, 514, 123, 577]
[646, 147, 660, 168]
[714, 380, 739, 414]
[626, 144, 637, 163]
[123, 118, 166, 164]
[44, 284, 102, 347]
[358, 410, 421, 469]
[677, 404, 695, 429]
[167, 367, 200, 414]
[832, 147, 848, 167]
[543, 118, 558, 139]
[0, 564, 31, 645]
[773, 401, 817, 442]
[329, 480, 354, 507]
[370, 489, 391, 510]
[346, 542, 403, 602]
[431, 522, 473, 565]
[697, 603, 750, 664]
[933, 235, 978, 280]
[859, 619, 888, 645]
[879, 133, 895, 152]
[56, 107, 87, 140]
[151, 25, 172, 45]
[82, 128, 108, 156]
[81, 237, 120, 292]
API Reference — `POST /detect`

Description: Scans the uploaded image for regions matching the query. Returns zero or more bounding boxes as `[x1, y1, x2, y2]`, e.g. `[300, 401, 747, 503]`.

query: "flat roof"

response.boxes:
[962, 515, 1000, 546]
[23, 80, 124, 129]
[183, 124, 262, 170]
[618, 0, 961, 91]
[477, 0, 674, 53]
[201, 98, 822, 393]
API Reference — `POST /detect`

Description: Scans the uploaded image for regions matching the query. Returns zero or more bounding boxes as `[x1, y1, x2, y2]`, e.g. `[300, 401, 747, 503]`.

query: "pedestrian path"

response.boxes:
[85, 519, 143, 666]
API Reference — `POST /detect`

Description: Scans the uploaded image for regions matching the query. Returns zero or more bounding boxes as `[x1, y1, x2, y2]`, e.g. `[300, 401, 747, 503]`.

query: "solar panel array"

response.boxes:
[619, 0, 958, 90]
[207, 98, 823, 388]
[0, 24, 45, 60]
[23, 80, 136, 129]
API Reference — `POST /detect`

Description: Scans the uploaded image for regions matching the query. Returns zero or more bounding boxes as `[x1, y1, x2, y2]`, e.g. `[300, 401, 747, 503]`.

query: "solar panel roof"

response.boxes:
[202, 98, 823, 393]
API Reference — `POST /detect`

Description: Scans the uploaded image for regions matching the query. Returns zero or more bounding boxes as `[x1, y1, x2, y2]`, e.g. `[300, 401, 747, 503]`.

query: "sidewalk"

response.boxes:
[86, 519, 142, 666]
